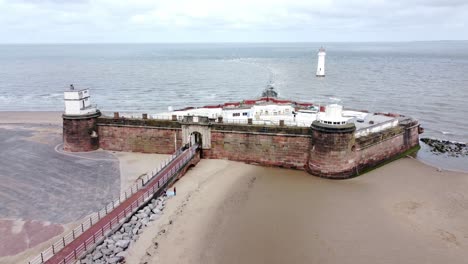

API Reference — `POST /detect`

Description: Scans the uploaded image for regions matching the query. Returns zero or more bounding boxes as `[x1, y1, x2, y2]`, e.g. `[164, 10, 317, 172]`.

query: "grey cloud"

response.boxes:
[7, 0, 88, 4]
[412, 0, 468, 7]
[0, 0, 466, 43]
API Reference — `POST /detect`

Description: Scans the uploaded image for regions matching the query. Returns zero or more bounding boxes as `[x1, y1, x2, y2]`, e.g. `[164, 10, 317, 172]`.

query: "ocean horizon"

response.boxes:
[1, 41, 467, 146]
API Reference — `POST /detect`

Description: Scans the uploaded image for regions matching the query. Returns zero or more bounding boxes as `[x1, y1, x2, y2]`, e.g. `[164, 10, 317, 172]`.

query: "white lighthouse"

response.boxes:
[316, 47, 326, 77]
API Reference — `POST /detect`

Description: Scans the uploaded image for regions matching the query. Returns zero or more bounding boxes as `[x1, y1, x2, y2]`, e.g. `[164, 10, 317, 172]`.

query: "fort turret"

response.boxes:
[62, 85, 101, 152]
[307, 104, 357, 178]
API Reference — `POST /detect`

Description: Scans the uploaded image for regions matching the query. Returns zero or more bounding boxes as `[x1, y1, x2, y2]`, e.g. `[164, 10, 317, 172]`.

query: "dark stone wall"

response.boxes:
[79, 116, 421, 179]
[355, 122, 420, 174]
[98, 125, 182, 154]
[307, 121, 357, 179]
[63, 112, 101, 152]
[203, 131, 310, 170]
[97, 117, 181, 129]
[211, 123, 310, 135]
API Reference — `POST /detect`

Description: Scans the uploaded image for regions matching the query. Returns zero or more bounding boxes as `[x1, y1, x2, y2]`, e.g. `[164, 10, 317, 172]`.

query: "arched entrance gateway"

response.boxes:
[181, 115, 211, 157]
[190, 131, 203, 147]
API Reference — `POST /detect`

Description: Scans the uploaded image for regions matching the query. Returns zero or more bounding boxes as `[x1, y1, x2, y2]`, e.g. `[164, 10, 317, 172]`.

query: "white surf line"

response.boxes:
[54, 143, 117, 162]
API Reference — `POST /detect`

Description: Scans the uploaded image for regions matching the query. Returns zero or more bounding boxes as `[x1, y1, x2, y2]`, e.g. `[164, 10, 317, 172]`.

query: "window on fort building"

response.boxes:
[243, 112, 248, 116]
[233, 113, 240, 117]
[265, 111, 269, 115]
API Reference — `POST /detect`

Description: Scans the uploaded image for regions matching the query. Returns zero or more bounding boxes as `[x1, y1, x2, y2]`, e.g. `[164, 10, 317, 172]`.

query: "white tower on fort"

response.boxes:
[317, 104, 348, 126]
[316, 47, 326, 77]
[64, 84, 97, 115]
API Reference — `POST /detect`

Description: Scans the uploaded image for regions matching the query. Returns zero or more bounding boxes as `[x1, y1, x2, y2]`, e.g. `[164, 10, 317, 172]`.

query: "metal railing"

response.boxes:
[29, 145, 198, 264]
[221, 118, 311, 127]
[112, 114, 312, 127]
[354, 119, 399, 138]
[122, 114, 182, 121]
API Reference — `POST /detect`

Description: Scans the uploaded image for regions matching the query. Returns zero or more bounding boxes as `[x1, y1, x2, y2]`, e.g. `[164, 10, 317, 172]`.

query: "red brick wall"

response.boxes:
[91, 119, 420, 179]
[406, 123, 420, 147]
[98, 125, 183, 154]
[307, 124, 356, 179]
[203, 131, 310, 170]
[356, 125, 420, 173]
[306, 122, 420, 179]
[63, 116, 100, 152]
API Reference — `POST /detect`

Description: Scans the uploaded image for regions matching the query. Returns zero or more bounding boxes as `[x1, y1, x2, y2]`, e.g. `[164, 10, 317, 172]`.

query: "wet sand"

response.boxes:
[127, 158, 468, 264]
[0, 112, 163, 263]
[0, 219, 77, 264]
[0, 111, 62, 125]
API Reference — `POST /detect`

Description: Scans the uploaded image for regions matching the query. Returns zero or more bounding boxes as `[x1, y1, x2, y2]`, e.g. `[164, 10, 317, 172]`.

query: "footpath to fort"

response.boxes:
[42, 146, 196, 264]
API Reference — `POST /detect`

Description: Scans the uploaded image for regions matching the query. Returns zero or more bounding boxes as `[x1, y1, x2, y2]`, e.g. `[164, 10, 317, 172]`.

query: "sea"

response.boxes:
[0, 42, 467, 170]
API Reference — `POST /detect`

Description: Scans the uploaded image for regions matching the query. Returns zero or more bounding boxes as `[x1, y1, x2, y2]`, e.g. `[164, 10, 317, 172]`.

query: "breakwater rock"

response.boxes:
[421, 138, 468, 157]
[80, 195, 168, 264]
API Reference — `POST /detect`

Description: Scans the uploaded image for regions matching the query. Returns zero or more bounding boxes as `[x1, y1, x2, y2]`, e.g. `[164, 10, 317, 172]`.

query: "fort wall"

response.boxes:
[97, 118, 182, 154]
[64, 115, 421, 179]
[307, 122, 357, 179]
[63, 111, 101, 152]
[204, 131, 310, 170]
[355, 120, 420, 174]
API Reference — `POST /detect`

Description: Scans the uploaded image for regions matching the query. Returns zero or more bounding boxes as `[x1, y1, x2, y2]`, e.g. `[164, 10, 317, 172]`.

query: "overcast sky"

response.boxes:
[0, 0, 467, 43]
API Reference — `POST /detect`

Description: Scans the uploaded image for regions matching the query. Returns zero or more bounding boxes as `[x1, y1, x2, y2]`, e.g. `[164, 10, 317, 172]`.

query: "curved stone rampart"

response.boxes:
[63, 111, 101, 152]
[307, 121, 357, 179]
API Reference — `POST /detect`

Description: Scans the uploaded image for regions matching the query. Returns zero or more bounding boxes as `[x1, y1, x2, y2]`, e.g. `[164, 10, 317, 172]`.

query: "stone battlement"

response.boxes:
[63, 113, 421, 179]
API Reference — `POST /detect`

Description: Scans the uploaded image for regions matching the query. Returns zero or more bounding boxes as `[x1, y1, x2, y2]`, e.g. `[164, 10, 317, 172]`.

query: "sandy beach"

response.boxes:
[113, 152, 170, 191]
[0, 111, 63, 125]
[1, 111, 468, 264]
[126, 158, 468, 264]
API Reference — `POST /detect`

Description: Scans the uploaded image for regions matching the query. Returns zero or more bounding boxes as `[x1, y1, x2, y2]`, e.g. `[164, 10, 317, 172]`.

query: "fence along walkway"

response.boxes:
[29, 144, 198, 264]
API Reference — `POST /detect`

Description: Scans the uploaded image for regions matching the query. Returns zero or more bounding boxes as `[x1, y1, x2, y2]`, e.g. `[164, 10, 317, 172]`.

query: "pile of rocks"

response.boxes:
[421, 138, 467, 157]
[80, 195, 167, 264]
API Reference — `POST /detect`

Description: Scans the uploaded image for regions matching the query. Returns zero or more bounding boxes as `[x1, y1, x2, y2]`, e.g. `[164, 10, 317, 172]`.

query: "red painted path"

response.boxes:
[44, 147, 194, 264]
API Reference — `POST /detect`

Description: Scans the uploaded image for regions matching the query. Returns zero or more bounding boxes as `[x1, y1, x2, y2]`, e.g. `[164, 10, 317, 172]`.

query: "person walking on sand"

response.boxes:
[173, 187, 177, 196]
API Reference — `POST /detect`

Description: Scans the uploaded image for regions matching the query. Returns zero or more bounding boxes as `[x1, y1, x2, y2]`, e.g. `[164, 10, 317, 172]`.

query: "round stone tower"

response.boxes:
[62, 85, 101, 152]
[307, 104, 357, 179]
